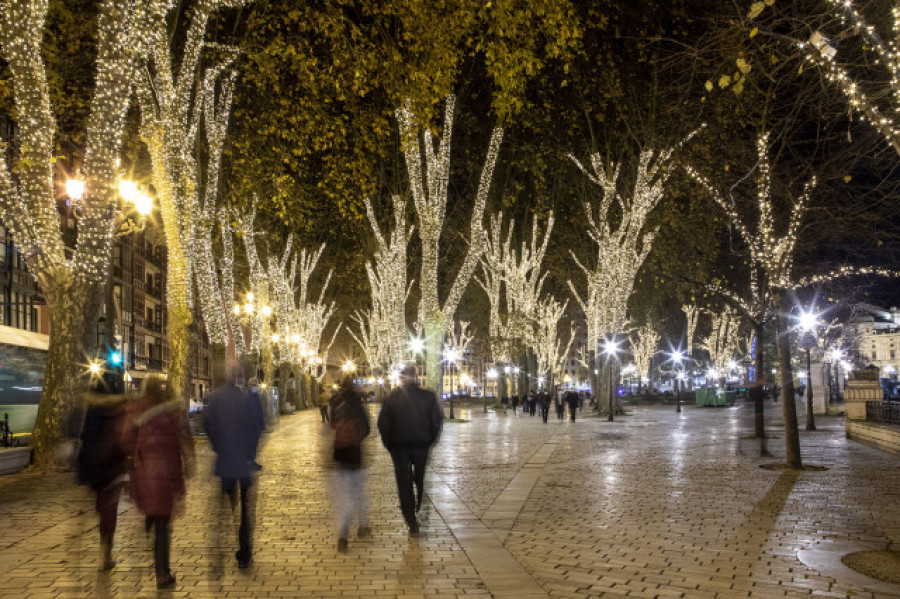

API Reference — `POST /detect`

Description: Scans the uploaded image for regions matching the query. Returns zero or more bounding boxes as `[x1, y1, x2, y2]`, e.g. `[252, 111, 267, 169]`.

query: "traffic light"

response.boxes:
[100, 345, 125, 394]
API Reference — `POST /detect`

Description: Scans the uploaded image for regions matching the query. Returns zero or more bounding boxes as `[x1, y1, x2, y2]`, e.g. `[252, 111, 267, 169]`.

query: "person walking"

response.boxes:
[330, 376, 371, 552]
[511, 394, 519, 414]
[204, 368, 266, 569]
[318, 389, 331, 423]
[564, 388, 579, 422]
[529, 394, 538, 416]
[539, 392, 551, 423]
[377, 365, 443, 537]
[121, 376, 194, 589]
[555, 389, 566, 420]
[76, 390, 128, 571]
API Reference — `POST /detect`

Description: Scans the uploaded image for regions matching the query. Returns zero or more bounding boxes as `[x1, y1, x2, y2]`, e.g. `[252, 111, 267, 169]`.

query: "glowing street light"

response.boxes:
[797, 308, 819, 431]
[342, 360, 356, 374]
[65, 178, 85, 201]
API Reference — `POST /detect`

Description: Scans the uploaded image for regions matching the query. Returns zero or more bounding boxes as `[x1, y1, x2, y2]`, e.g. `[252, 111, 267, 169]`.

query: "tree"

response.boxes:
[350, 195, 413, 378]
[685, 131, 815, 468]
[630, 323, 660, 394]
[699, 306, 742, 384]
[135, 0, 246, 403]
[398, 95, 503, 393]
[568, 130, 699, 411]
[0, 0, 163, 468]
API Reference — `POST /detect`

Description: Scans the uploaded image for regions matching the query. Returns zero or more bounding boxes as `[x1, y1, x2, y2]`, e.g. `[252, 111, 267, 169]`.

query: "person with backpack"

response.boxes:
[377, 365, 443, 537]
[330, 375, 371, 552]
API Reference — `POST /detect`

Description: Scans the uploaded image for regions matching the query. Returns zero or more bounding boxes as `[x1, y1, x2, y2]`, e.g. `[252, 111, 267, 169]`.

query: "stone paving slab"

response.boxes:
[0, 402, 899, 598]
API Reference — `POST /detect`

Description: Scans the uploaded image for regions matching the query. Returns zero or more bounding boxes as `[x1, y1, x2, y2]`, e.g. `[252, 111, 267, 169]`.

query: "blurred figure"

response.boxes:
[76, 390, 128, 570]
[329, 375, 371, 552]
[539, 391, 551, 423]
[121, 376, 195, 589]
[377, 365, 443, 537]
[205, 366, 266, 569]
[555, 389, 565, 420]
[564, 388, 579, 422]
[318, 388, 331, 422]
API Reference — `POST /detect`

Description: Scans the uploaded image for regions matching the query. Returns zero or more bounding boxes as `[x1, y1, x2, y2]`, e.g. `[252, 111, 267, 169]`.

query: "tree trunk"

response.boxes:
[750, 321, 769, 456]
[775, 292, 802, 469]
[31, 280, 85, 470]
[423, 315, 444, 394]
[167, 303, 193, 405]
[210, 341, 227, 389]
[277, 362, 291, 413]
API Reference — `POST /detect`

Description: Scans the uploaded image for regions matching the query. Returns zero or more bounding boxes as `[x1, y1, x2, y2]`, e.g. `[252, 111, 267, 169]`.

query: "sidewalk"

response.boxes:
[0, 403, 898, 598]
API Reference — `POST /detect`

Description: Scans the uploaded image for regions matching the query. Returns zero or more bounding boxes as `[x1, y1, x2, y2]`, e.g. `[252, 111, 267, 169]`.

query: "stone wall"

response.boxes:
[846, 420, 900, 456]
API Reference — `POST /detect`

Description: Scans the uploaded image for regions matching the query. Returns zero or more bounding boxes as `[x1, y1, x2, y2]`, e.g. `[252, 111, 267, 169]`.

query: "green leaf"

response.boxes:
[748, 2, 765, 19]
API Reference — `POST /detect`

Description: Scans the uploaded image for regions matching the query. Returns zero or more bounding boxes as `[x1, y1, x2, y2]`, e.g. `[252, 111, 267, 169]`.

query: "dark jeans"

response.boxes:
[556, 405, 564, 420]
[222, 477, 254, 562]
[148, 516, 171, 577]
[320, 405, 329, 422]
[389, 446, 429, 529]
[569, 404, 577, 422]
[541, 406, 549, 423]
[96, 482, 123, 541]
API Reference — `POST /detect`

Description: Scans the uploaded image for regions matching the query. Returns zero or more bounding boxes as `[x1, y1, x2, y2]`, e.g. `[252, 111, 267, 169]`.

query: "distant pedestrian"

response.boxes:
[318, 389, 331, 423]
[555, 390, 565, 420]
[204, 368, 266, 569]
[76, 390, 128, 571]
[377, 365, 443, 537]
[330, 376, 371, 552]
[529, 394, 538, 416]
[511, 395, 519, 414]
[121, 376, 195, 589]
[539, 392, 551, 423]
[564, 389, 579, 422]
[501, 395, 509, 413]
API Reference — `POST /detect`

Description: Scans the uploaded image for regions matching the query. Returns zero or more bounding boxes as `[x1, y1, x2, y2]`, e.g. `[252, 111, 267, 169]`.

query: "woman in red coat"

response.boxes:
[121, 376, 194, 589]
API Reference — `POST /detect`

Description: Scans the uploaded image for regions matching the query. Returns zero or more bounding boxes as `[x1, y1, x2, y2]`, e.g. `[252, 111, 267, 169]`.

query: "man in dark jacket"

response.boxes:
[377, 365, 443, 536]
[330, 376, 371, 552]
[204, 370, 266, 568]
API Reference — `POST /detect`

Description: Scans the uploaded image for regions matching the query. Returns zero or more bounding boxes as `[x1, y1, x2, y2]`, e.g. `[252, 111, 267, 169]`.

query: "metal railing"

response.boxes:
[866, 401, 900, 425]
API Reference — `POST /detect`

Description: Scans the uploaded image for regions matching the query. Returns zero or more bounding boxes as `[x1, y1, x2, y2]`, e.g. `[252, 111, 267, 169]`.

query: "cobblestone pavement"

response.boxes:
[1, 401, 899, 598]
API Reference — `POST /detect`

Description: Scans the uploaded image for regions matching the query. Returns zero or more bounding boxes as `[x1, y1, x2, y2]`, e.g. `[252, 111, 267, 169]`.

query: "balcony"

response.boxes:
[134, 355, 148, 370]
[146, 285, 163, 300]
[148, 358, 164, 371]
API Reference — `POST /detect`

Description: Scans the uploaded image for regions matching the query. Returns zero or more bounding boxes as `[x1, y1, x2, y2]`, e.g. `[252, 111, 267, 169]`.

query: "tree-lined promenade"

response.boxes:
[1, 0, 899, 474]
[1, 405, 898, 597]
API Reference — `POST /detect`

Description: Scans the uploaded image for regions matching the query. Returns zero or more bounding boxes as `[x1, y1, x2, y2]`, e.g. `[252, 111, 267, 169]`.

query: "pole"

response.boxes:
[607, 353, 614, 422]
[449, 360, 455, 420]
[675, 374, 681, 413]
[805, 347, 816, 431]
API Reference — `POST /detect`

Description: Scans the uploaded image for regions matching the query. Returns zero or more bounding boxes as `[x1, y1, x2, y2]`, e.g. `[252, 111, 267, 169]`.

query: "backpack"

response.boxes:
[332, 401, 364, 449]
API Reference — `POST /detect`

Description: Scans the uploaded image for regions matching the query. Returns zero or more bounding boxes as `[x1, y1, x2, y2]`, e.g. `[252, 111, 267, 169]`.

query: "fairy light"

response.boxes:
[477, 210, 555, 364]
[0, 1, 173, 465]
[350, 195, 412, 375]
[630, 324, 660, 385]
[700, 306, 742, 374]
[684, 132, 816, 291]
[534, 295, 576, 381]
[568, 128, 701, 355]
[397, 95, 503, 388]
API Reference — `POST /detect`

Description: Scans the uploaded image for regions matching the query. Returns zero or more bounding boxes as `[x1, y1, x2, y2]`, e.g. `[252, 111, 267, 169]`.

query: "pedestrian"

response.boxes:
[555, 390, 566, 420]
[76, 389, 128, 571]
[377, 365, 443, 537]
[501, 395, 509, 413]
[529, 394, 538, 416]
[511, 394, 519, 414]
[564, 388, 579, 422]
[540, 392, 551, 423]
[318, 388, 331, 423]
[121, 376, 195, 589]
[330, 375, 371, 552]
[204, 367, 266, 569]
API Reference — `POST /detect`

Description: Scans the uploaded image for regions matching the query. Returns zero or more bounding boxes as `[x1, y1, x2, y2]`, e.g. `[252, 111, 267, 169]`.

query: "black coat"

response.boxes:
[77, 398, 128, 490]
[205, 383, 265, 479]
[377, 383, 443, 450]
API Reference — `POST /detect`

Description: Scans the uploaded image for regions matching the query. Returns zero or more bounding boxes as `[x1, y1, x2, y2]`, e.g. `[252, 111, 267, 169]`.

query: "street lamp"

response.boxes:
[670, 350, 684, 413]
[828, 347, 843, 402]
[797, 309, 818, 431]
[603, 338, 619, 422]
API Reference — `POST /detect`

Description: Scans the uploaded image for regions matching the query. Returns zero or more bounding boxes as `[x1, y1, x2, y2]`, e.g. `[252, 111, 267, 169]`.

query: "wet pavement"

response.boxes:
[0, 401, 899, 598]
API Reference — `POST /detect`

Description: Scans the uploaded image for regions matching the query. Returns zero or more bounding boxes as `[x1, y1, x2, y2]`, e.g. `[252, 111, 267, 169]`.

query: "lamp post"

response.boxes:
[828, 347, 843, 402]
[603, 338, 619, 421]
[444, 347, 459, 419]
[798, 310, 818, 431]
[670, 350, 684, 413]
